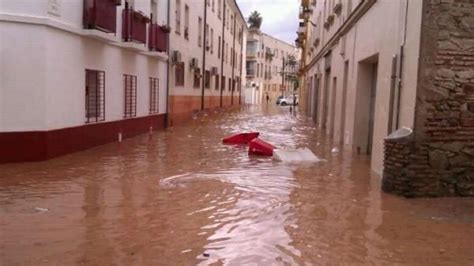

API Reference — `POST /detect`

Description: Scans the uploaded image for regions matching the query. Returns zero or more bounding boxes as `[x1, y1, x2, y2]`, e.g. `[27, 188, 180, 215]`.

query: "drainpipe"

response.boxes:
[230, 13, 236, 105]
[165, 0, 171, 127]
[220, 0, 226, 108]
[396, 0, 409, 129]
[239, 28, 243, 105]
[201, 0, 208, 111]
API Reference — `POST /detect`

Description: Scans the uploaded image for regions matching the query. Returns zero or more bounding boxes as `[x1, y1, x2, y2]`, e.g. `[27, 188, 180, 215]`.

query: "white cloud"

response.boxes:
[236, 0, 299, 44]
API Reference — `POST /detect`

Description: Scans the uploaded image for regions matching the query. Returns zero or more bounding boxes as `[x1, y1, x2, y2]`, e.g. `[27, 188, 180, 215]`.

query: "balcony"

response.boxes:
[301, 0, 309, 8]
[265, 49, 274, 61]
[334, 3, 342, 15]
[83, 0, 121, 33]
[149, 23, 170, 53]
[122, 4, 150, 44]
[246, 68, 256, 77]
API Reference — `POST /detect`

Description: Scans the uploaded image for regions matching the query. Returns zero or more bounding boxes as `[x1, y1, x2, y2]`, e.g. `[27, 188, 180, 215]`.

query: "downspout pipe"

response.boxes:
[165, 0, 171, 127]
[230, 13, 236, 105]
[220, 0, 226, 108]
[239, 27, 243, 105]
[396, 0, 409, 129]
[201, 0, 208, 111]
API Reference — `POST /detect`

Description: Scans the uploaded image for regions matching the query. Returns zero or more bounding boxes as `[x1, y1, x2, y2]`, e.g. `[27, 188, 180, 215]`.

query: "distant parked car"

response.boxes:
[276, 95, 284, 105]
[279, 95, 299, 106]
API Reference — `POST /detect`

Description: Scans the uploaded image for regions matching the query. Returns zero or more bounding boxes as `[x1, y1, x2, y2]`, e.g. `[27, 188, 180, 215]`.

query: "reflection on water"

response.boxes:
[1, 106, 473, 265]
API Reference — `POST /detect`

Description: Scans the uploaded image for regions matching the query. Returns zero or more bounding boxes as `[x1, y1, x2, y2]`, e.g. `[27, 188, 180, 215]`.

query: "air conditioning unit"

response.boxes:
[172, 50, 182, 63]
[190, 58, 199, 69]
[211, 67, 219, 75]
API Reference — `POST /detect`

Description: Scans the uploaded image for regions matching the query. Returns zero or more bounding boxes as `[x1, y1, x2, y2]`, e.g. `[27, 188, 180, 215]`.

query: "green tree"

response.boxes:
[248, 11, 262, 29]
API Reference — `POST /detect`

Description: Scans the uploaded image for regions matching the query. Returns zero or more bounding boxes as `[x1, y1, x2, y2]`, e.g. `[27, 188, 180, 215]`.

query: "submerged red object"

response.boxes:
[223, 132, 260, 145]
[248, 138, 275, 156]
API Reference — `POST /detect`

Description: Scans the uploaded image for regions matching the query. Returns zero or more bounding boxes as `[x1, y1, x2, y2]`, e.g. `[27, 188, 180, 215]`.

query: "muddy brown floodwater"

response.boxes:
[1, 106, 473, 265]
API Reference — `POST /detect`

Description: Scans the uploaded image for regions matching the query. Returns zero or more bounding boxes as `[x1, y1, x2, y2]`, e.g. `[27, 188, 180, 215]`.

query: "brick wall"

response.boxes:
[382, 0, 474, 197]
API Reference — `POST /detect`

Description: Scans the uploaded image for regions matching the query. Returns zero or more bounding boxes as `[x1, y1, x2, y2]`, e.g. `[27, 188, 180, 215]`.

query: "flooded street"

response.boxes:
[1, 106, 473, 265]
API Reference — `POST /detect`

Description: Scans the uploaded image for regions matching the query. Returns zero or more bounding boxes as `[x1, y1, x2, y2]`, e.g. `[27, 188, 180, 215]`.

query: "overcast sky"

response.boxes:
[236, 0, 299, 45]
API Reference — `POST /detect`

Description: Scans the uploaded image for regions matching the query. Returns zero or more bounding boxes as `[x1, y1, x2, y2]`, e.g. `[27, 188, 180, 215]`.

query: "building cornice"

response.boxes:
[0, 13, 168, 61]
[302, 0, 377, 72]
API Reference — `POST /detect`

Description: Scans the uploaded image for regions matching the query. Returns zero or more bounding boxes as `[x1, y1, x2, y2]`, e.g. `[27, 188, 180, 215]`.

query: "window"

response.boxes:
[221, 75, 226, 91]
[215, 74, 219, 90]
[149, 77, 159, 114]
[218, 0, 221, 18]
[218, 36, 221, 58]
[175, 62, 185, 86]
[124, 74, 137, 118]
[205, 24, 209, 49]
[175, 0, 181, 34]
[230, 14, 234, 34]
[256, 64, 259, 77]
[228, 77, 231, 91]
[85, 69, 105, 123]
[211, 28, 214, 54]
[205, 70, 211, 89]
[184, 5, 189, 40]
[225, 43, 228, 62]
[194, 69, 201, 88]
[230, 47, 233, 66]
[198, 17, 202, 47]
[212, 0, 215, 12]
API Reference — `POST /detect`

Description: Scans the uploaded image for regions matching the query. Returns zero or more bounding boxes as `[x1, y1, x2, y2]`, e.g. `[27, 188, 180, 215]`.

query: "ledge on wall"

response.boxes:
[115, 41, 148, 52]
[82, 29, 120, 43]
[140, 51, 168, 61]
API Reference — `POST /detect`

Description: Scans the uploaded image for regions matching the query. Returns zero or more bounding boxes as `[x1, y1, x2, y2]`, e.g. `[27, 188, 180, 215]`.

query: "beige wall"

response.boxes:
[168, 0, 246, 99]
[246, 30, 298, 104]
[302, 0, 423, 174]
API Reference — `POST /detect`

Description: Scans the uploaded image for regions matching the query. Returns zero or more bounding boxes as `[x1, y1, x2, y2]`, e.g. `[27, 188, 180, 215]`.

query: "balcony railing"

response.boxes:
[246, 68, 256, 77]
[83, 0, 121, 33]
[149, 23, 170, 52]
[122, 4, 150, 44]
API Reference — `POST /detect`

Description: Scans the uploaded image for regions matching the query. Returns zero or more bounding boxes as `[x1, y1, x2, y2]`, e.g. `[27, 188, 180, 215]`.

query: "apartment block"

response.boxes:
[297, 0, 474, 196]
[245, 29, 298, 105]
[167, 0, 247, 125]
[0, 0, 170, 163]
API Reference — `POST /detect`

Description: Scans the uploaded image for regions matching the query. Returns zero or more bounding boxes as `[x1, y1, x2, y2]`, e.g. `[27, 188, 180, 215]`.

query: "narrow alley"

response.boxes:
[1, 107, 473, 265]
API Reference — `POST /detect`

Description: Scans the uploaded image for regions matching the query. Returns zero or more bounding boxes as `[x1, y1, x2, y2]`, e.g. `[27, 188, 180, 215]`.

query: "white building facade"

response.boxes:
[245, 30, 298, 105]
[297, 0, 423, 174]
[0, 0, 170, 163]
[167, 0, 247, 125]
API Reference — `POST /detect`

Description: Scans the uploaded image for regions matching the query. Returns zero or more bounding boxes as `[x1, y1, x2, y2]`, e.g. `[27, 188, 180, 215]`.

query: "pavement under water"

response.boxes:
[0, 106, 473, 265]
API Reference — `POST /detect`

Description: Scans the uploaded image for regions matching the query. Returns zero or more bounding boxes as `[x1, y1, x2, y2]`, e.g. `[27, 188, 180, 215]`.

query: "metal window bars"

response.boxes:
[85, 69, 105, 123]
[149, 77, 159, 114]
[124, 74, 137, 118]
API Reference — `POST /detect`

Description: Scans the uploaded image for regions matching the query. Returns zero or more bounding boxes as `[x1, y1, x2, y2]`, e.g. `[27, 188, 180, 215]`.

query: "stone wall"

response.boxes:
[382, 0, 474, 197]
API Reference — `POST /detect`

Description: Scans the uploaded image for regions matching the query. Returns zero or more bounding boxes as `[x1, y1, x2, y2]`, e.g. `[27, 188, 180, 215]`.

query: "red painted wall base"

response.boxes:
[0, 114, 166, 163]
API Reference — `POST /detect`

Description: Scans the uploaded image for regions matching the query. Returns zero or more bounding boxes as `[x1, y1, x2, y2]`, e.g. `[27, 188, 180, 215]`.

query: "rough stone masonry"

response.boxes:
[383, 0, 474, 197]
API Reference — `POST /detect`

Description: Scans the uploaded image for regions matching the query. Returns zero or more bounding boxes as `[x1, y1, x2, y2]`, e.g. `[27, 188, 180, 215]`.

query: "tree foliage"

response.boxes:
[248, 11, 262, 29]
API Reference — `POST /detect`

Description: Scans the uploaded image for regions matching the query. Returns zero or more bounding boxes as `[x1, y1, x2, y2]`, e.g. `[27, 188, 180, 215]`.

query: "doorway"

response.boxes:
[329, 77, 337, 137]
[340, 61, 349, 144]
[322, 69, 330, 130]
[354, 55, 378, 156]
[313, 75, 320, 125]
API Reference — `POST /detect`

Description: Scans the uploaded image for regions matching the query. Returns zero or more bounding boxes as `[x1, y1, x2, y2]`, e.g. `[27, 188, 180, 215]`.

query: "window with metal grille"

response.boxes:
[124, 74, 137, 118]
[215, 75, 219, 90]
[221, 75, 226, 91]
[175, 62, 185, 86]
[205, 70, 211, 89]
[228, 78, 231, 91]
[85, 69, 105, 123]
[149, 77, 159, 114]
[194, 69, 201, 88]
